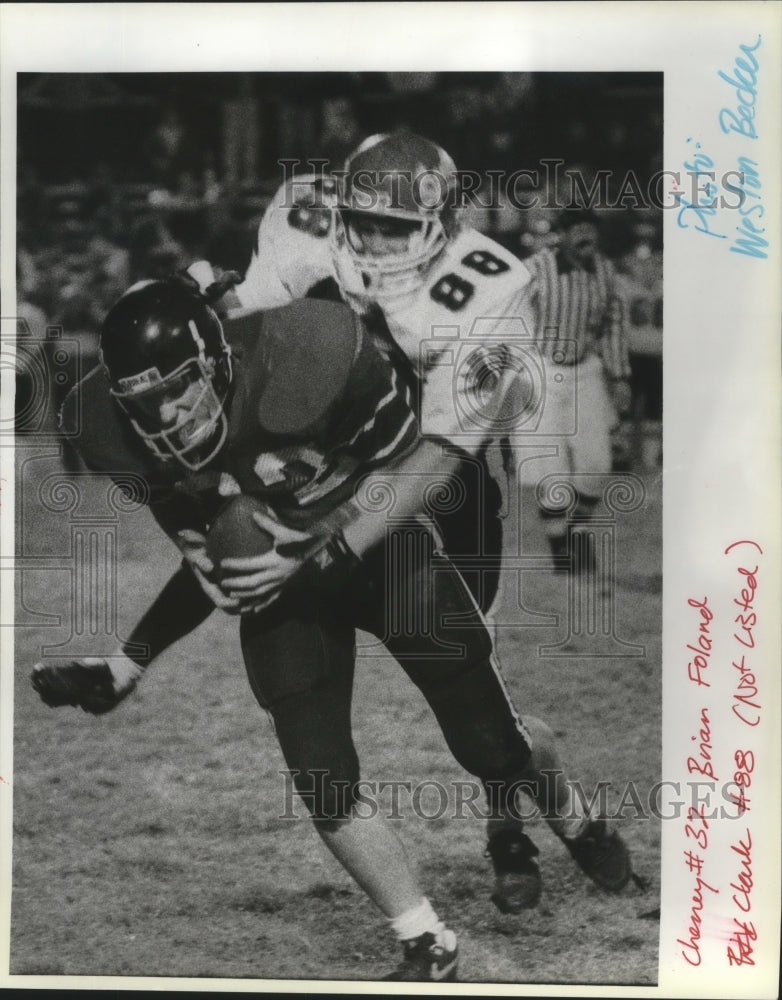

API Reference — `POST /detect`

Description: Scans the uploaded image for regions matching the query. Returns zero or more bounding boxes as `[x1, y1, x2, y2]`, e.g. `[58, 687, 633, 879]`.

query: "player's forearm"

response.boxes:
[119, 563, 216, 667]
[149, 495, 209, 541]
[340, 439, 462, 558]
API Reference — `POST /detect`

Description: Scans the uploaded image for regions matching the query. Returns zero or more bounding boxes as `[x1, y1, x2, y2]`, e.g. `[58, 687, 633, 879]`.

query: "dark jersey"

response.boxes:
[62, 299, 418, 537]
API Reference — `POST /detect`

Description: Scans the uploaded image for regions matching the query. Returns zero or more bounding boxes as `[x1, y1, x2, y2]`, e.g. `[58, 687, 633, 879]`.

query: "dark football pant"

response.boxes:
[430, 451, 503, 615]
[239, 523, 530, 824]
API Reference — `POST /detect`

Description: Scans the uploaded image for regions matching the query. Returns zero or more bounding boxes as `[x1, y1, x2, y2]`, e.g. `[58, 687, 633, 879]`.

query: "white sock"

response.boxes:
[389, 898, 447, 944]
[108, 652, 145, 694]
[561, 784, 591, 840]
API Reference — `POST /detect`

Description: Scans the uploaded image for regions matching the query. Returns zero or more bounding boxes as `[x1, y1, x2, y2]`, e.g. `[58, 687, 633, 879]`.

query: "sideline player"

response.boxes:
[518, 209, 632, 573]
[31, 275, 634, 981]
[231, 132, 539, 616]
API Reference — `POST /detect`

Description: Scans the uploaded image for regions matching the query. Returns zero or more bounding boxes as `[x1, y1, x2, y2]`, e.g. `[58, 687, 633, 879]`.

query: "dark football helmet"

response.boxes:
[100, 276, 233, 470]
[333, 132, 461, 307]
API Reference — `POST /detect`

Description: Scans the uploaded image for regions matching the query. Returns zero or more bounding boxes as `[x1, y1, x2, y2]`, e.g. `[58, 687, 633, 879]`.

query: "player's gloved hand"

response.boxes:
[173, 528, 242, 613]
[309, 528, 362, 591]
[219, 509, 320, 615]
[185, 260, 242, 315]
[31, 655, 143, 714]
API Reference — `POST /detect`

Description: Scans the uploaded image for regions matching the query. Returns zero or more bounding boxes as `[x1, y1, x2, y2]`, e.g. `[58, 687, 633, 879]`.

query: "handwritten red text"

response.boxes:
[686, 596, 714, 687]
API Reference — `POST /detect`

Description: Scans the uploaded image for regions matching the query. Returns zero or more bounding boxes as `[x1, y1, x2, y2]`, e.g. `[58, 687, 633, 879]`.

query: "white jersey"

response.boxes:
[234, 175, 535, 449]
[236, 174, 341, 308]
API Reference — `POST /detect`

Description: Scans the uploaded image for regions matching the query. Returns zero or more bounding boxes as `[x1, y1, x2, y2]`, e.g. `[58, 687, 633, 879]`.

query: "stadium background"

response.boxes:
[12, 71, 663, 984]
[17, 70, 663, 470]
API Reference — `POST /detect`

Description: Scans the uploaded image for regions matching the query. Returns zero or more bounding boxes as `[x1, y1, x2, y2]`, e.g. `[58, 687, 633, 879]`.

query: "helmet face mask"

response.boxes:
[333, 132, 460, 307]
[342, 211, 430, 259]
[101, 278, 232, 471]
[336, 209, 449, 307]
[112, 355, 229, 469]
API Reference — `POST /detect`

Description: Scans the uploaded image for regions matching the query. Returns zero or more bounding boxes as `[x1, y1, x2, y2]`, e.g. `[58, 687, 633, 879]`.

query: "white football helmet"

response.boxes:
[332, 132, 462, 308]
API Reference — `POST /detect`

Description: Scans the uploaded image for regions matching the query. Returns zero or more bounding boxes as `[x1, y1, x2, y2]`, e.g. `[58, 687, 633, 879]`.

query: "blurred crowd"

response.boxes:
[16, 71, 662, 468]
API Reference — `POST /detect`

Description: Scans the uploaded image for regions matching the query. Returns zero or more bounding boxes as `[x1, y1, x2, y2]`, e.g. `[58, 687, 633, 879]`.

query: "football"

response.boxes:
[206, 494, 274, 579]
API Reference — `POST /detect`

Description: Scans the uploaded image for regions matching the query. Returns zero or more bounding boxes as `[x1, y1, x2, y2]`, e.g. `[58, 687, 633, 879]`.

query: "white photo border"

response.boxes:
[1, 3, 779, 997]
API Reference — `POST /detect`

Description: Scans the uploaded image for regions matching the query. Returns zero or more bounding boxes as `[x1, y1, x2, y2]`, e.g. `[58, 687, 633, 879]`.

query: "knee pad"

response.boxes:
[264, 663, 361, 824]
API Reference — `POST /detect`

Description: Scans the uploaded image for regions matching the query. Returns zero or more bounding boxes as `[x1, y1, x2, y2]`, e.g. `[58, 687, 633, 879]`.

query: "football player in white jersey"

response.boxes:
[234, 132, 539, 615]
[237, 134, 536, 442]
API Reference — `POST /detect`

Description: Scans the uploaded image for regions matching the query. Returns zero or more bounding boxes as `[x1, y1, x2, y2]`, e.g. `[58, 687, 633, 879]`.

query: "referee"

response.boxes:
[517, 208, 632, 572]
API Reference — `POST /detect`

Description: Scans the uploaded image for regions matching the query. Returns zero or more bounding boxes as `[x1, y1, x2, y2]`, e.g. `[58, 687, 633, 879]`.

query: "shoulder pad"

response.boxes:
[264, 172, 339, 244]
[241, 300, 361, 436]
[254, 173, 338, 298]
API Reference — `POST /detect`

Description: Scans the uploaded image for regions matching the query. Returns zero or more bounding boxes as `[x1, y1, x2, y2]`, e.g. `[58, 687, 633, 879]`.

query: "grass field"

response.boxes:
[10, 442, 662, 986]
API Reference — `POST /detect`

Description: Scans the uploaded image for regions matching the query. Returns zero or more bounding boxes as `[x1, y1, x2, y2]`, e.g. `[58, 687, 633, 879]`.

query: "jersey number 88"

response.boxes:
[430, 250, 510, 312]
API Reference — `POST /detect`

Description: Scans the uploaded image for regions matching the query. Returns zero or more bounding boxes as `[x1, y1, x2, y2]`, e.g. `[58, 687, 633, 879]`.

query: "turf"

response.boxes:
[10, 444, 661, 984]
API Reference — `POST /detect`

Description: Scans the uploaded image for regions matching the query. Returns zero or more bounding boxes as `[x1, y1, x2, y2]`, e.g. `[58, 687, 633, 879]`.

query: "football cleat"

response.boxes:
[31, 658, 123, 715]
[486, 828, 542, 913]
[383, 930, 458, 982]
[562, 818, 632, 893]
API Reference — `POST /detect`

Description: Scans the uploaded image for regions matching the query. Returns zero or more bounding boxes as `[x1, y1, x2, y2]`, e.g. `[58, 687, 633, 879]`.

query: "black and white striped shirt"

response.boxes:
[526, 247, 631, 378]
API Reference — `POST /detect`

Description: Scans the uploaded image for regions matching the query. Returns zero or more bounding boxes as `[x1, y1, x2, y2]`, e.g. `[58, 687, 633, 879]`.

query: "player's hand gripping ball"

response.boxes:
[207, 495, 324, 614]
[205, 494, 275, 584]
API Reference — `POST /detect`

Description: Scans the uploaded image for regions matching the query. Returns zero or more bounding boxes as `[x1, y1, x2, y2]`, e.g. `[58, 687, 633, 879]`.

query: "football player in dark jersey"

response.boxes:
[32, 273, 633, 981]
